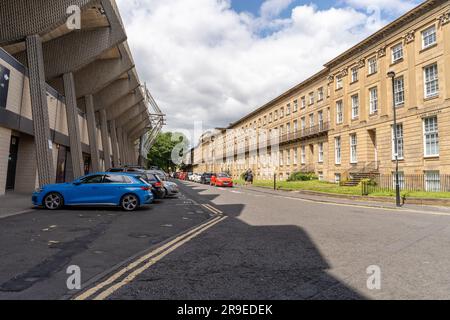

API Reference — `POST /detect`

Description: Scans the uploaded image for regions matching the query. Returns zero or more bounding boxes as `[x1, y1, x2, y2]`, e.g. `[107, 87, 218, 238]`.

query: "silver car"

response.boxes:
[147, 170, 179, 197]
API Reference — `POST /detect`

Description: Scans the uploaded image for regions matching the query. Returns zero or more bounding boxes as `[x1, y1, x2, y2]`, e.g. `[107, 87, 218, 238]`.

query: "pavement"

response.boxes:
[236, 185, 450, 216]
[0, 192, 36, 219]
[2, 181, 450, 299]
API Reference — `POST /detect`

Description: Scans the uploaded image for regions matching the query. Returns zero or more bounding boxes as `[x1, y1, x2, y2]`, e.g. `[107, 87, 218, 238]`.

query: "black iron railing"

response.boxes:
[278, 122, 330, 145]
[361, 174, 450, 195]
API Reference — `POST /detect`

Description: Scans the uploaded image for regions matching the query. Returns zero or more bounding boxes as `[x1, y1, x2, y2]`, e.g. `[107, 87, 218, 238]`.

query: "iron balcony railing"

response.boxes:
[278, 122, 330, 145]
[224, 122, 331, 156]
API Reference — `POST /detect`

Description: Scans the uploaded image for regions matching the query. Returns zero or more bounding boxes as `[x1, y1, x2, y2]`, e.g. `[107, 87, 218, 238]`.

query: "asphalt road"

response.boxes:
[0, 191, 211, 300]
[2, 181, 450, 299]
[107, 181, 450, 300]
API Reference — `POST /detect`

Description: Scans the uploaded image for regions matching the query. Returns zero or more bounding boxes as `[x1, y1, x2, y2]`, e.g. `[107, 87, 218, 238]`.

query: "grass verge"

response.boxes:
[235, 179, 450, 199]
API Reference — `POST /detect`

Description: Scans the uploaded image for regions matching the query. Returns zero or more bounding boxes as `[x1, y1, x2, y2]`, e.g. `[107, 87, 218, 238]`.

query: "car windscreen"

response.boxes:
[145, 174, 160, 183]
[148, 171, 167, 181]
[156, 174, 166, 181]
[217, 174, 230, 178]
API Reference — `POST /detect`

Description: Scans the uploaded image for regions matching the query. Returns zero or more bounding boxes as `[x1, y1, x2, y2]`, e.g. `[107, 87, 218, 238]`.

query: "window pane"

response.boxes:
[81, 175, 104, 184]
[104, 175, 126, 183]
[424, 117, 439, 156]
[423, 26, 437, 48]
[424, 64, 439, 98]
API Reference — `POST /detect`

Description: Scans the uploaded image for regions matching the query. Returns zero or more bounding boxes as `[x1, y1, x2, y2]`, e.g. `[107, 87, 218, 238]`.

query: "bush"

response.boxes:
[360, 178, 377, 186]
[288, 172, 318, 182]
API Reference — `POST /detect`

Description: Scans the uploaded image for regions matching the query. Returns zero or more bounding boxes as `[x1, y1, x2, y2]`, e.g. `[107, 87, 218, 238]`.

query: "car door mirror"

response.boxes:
[73, 181, 82, 186]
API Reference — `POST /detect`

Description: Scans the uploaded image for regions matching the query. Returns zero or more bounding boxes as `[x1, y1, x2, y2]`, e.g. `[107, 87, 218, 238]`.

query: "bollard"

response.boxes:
[274, 173, 277, 190]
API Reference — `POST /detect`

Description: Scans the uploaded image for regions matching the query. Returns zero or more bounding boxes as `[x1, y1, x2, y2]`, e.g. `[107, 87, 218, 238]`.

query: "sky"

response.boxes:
[115, 0, 422, 145]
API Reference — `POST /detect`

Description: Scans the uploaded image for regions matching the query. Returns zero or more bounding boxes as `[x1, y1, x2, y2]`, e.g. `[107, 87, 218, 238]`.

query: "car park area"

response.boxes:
[0, 180, 211, 299]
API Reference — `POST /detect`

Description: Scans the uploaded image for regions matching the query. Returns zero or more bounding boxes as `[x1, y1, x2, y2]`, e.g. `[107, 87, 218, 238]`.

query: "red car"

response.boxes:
[178, 172, 188, 180]
[211, 173, 233, 187]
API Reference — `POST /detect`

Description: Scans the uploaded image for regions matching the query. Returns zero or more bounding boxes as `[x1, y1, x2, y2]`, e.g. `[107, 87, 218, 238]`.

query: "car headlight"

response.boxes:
[35, 187, 43, 193]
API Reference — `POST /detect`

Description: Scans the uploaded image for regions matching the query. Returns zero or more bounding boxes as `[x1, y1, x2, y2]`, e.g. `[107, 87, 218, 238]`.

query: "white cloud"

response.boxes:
[260, 0, 295, 18]
[116, 0, 418, 144]
[341, 0, 421, 16]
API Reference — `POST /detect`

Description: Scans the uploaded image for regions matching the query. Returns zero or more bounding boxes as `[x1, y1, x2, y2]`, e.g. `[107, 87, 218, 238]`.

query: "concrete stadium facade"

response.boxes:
[0, 0, 157, 195]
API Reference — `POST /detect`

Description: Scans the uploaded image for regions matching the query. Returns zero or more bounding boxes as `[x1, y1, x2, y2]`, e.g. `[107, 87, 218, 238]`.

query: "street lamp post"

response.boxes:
[388, 71, 402, 207]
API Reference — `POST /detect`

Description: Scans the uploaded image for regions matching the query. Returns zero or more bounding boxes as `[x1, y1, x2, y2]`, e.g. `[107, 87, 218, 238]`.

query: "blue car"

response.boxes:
[32, 173, 154, 211]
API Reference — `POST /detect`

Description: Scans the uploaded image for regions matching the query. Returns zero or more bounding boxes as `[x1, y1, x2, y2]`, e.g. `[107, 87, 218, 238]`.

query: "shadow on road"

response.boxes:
[115, 181, 366, 300]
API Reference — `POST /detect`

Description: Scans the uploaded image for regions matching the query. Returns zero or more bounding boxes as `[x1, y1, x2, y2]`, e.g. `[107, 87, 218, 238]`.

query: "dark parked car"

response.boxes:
[132, 172, 166, 199]
[148, 170, 179, 197]
[201, 173, 214, 184]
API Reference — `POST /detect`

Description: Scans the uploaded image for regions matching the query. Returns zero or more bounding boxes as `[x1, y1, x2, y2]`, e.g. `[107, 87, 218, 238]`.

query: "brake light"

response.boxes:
[155, 182, 162, 188]
[141, 186, 151, 191]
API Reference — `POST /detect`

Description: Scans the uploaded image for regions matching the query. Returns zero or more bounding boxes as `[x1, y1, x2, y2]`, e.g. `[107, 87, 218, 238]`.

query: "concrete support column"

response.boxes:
[110, 120, 120, 167]
[63, 72, 84, 178]
[127, 137, 135, 165]
[85, 95, 100, 173]
[127, 134, 135, 165]
[100, 109, 112, 170]
[123, 132, 131, 165]
[25, 35, 55, 186]
[125, 133, 131, 165]
[117, 126, 125, 166]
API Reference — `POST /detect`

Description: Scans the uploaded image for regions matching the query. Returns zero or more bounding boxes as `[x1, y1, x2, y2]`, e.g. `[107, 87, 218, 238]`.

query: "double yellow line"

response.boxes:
[202, 203, 223, 215]
[74, 204, 226, 300]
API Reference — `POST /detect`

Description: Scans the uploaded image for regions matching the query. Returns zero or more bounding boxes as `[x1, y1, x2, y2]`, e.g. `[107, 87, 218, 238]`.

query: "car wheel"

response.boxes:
[44, 193, 64, 210]
[121, 194, 140, 211]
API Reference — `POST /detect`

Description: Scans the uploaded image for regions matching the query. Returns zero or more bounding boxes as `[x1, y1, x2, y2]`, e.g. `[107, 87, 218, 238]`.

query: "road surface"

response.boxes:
[2, 181, 450, 300]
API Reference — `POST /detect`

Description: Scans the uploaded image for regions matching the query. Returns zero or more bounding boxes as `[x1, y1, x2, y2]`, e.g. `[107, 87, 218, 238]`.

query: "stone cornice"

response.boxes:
[324, 0, 446, 69]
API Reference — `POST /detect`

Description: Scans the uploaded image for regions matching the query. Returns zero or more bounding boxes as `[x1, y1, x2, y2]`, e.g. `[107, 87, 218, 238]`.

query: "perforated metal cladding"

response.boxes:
[5, 0, 126, 81]
[0, 0, 94, 44]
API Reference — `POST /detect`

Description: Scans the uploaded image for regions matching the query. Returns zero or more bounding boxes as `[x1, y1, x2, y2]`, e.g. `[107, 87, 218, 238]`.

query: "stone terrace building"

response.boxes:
[193, 0, 450, 189]
[0, 1, 160, 195]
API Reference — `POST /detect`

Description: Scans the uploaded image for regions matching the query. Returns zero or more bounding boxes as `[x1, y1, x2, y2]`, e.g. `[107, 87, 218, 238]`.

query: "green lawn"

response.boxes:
[235, 179, 361, 195]
[369, 190, 450, 199]
[234, 179, 450, 199]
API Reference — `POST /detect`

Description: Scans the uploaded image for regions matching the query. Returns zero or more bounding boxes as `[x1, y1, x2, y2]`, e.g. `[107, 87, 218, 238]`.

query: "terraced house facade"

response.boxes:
[0, 1, 161, 195]
[193, 0, 450, 189]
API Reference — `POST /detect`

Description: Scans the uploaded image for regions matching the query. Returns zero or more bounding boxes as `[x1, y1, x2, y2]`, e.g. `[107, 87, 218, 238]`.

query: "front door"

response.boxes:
[83, 154, 91, 175]
[6, 136, 19, 190]
[368, 129, 378, 169]
[69, 174, 105, 204]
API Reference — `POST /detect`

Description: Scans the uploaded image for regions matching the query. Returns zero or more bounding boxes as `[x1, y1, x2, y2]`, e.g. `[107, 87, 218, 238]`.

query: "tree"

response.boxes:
[147, 132, 189, 172]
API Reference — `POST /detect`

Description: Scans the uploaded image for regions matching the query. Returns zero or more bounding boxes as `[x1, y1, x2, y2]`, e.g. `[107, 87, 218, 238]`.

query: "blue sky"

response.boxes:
[230, 0, 421, 21]
[231, 0, 333, 17]
[117, 0, 423, 135]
